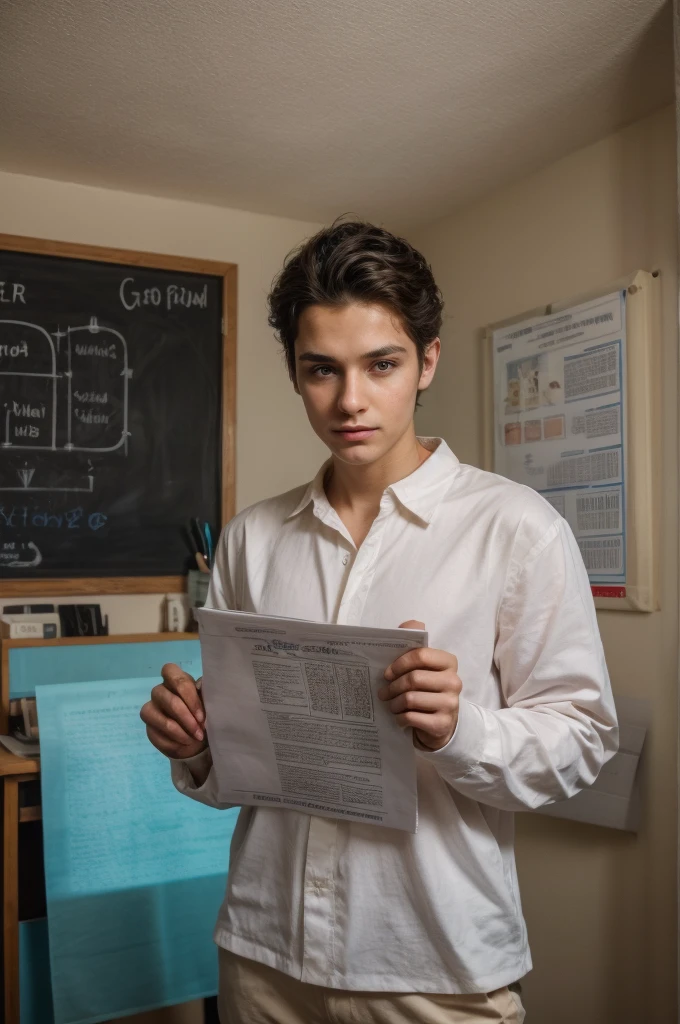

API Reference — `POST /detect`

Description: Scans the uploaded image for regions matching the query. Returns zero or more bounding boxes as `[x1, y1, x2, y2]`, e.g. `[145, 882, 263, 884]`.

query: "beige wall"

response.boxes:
[0, 171, 324, 630]
[411, 104, 678, 1023]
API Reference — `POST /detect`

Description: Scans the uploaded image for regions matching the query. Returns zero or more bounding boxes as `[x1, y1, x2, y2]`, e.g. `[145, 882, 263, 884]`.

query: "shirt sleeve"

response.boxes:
[418, 516, 618, 812]
[170, 747, 236, 809]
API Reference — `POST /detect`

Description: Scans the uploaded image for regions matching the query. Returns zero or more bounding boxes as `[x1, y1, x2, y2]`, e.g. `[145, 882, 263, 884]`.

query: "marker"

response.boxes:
[190, 518, 208, 559]
[203, 522, 214, 568]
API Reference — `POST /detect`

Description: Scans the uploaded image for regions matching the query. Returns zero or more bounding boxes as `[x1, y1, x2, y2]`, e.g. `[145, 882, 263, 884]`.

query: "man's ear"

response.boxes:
[418, 338, 441, 390]
[290, 351, 300, 394]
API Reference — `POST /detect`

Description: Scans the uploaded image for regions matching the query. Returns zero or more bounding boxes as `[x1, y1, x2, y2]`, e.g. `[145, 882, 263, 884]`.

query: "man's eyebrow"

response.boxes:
[297, 344, 408, 363]
[298, 351, 339, 364]
[363, 345, 408, 359]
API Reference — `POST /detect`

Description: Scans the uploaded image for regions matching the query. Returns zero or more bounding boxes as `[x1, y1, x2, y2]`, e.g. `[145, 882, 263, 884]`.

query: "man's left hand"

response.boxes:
[378, 620, 461, 752]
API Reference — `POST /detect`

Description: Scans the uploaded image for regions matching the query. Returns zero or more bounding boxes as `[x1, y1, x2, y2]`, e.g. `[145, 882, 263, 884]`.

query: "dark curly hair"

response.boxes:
[267, 219, 444, 381]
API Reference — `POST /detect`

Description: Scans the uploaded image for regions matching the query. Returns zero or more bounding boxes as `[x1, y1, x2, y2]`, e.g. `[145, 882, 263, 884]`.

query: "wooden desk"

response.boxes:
[0, 749, 41, 1024]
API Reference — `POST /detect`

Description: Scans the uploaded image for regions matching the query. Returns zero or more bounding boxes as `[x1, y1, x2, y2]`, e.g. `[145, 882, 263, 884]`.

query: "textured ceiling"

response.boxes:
[0, 0, 673, 228]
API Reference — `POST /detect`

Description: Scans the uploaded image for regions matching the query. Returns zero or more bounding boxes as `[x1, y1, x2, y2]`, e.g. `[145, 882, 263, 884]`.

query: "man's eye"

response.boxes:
[374, 361, 395, 372]
[313, 365, 335, 376]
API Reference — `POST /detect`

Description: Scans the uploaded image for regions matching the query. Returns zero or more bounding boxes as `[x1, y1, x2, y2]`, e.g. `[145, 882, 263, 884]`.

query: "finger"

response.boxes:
[387, 690, 458, 716]
[385, 647, 458, 682]
[145, 723, 183, 757]
[161, 663, 205, 723]
[142, 700, 198, 745]
[386, 647, 456, 681]
[398, 620, 426, 631]
[146, 725, 176, 756]
[388, 623, 427, 682]
[161, 662, 195, 686]
[378, 669, 461, 701]
[151, 683, 204, 741]
[142, 698, 202, 745]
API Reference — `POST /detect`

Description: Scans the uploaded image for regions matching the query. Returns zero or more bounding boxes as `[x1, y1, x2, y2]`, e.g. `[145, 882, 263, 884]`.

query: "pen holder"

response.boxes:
[187, 570, 211, 613]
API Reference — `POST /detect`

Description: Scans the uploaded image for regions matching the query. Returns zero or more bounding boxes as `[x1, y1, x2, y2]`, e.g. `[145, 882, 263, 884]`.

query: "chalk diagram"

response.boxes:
[0, 316, 133, 496]
[0, 542, 42, 569]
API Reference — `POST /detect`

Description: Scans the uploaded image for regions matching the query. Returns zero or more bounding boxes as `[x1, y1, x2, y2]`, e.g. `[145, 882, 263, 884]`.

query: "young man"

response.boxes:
[141, 221, 617, 1024]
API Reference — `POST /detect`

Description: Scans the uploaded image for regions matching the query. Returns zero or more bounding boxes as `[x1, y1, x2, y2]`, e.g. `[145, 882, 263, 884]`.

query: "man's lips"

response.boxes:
[333, 427, 378, 440]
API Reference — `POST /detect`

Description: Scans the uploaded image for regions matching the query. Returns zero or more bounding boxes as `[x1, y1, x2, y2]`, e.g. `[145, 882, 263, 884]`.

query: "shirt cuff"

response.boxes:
[170, 746, 213, 791]
[415, 697, 486, 779]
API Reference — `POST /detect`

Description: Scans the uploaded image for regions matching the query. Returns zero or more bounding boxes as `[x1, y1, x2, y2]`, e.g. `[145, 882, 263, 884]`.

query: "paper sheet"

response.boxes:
[0, 732, 39, 757]
[198, 609, 425, 832]
[492, 291, 627, 589]
[536, 695, 648, 831]
[37, 677, 239, 1024]
[20, 920, 54, 1024]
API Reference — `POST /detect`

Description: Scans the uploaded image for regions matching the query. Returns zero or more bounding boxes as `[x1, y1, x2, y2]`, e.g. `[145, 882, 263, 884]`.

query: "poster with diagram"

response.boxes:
[492, 291, 628, 591]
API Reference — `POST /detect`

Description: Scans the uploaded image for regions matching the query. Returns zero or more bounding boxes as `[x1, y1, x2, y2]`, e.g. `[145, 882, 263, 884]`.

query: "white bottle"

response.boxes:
[165, 595, 187, 633]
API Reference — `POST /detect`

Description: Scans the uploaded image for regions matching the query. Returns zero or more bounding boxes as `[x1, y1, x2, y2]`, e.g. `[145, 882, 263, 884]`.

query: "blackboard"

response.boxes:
[0, 237, 236, 592]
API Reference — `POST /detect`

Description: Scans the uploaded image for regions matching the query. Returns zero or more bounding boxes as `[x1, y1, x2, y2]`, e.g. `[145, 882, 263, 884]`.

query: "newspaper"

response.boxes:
[492, 291, 627, 590]
[197, 608, 425, 831]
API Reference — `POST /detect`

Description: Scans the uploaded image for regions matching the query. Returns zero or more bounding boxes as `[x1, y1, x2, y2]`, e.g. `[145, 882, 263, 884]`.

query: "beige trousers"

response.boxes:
[218, 949, 525, 1024]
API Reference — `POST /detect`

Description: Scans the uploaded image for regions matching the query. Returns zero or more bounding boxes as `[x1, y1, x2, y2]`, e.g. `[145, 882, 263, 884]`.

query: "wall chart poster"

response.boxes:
[492, 291, 627, 597]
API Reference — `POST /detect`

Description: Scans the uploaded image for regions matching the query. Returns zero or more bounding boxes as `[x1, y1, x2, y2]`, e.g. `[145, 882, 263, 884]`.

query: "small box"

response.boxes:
[1, 614, 61, 639]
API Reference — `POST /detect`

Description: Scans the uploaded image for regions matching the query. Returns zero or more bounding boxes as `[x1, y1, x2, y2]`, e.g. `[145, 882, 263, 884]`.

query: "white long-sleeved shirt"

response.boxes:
[171, 437, 617, 994]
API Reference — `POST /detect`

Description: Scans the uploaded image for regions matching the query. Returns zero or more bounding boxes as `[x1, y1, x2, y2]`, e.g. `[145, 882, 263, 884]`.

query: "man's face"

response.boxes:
[294, 302, 439, 466]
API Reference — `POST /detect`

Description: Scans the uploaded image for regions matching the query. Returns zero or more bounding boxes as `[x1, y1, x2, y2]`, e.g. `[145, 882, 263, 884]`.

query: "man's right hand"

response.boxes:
[140, 664, 207, 760]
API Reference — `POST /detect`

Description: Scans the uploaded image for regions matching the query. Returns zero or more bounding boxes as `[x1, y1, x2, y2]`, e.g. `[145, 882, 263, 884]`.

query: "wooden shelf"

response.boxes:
[2, 631, 196, 650]
[18, 806, 41, 824]
[0, 576, 187, 598]
[0, 749, 39, 777]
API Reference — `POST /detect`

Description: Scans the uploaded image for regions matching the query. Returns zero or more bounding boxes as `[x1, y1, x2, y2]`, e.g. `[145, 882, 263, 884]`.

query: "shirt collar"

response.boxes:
[286, 437, 460, 526]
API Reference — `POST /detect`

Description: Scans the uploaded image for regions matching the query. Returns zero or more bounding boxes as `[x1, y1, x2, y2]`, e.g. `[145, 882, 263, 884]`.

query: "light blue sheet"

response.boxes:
[20, 919, 54, 1024]
[37, 677, 238, 1024]
[9, 639, 201, 698]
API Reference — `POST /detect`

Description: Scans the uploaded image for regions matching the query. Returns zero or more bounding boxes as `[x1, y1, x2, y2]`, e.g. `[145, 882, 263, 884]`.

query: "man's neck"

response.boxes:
[325, 429, 432, 523]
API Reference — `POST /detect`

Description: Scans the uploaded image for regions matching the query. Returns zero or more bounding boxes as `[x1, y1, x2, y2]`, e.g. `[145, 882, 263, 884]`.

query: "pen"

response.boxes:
[190, 518, 208, 560]
[203, 522, 214, 568]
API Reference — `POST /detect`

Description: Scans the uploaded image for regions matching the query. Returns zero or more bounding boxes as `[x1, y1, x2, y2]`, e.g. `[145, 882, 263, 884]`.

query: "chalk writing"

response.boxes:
[0, 341, 28, 358]
[0, 505, 108, 531]
[119, 277, 208, 312]
[0, 283, 26, 304]
[74, 343, 117, 359]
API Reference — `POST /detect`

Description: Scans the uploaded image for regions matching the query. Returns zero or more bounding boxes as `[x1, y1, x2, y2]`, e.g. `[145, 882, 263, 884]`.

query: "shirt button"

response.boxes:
[342, 554, 349, 565]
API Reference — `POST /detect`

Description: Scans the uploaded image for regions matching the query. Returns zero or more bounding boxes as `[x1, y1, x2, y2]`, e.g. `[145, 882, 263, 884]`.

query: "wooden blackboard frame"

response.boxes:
[0, 234, 237, 597]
